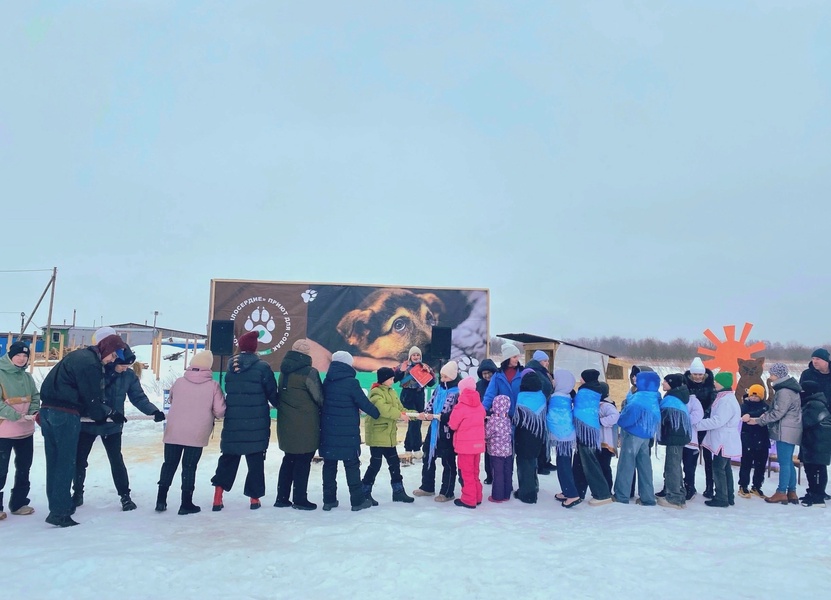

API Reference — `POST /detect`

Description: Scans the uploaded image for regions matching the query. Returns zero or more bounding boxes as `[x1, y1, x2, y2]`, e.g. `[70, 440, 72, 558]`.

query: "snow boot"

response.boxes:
[273, 497, 292, 508]
[72, 490, 84, 508]
[45, 513, 79, 527]
[322, 500, 339, 511]
[750, 487, 766, 499]
[250, 498, 261, 510]
[392, 482, 414, 503]
[178, 491, 201, 515]
[155, 486, 169, 512]
[362, 484, 379, 506]
[737, 486, 751, 499]
[351, 498, 373, 512]
[292, 498, 317, 511]
[120, 493, 137, 511]
[212, 486, 224, 512]
[655, 488, 667, 498]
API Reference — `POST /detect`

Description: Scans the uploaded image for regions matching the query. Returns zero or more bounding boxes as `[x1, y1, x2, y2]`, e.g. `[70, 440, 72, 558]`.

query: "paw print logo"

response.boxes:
[244, 307, 276, 344]
[456, 356, 480, 378]
[301, 289, 317, 303]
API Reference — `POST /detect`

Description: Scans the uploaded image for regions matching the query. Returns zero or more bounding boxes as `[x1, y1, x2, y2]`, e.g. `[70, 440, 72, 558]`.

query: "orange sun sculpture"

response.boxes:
[697, 323, 766, 375]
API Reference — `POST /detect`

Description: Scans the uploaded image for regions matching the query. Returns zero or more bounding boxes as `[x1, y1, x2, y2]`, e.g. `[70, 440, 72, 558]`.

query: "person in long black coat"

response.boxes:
[320, 351, 380, 511]
[799, 381, 831, 506]
[210, 331, 277, 511]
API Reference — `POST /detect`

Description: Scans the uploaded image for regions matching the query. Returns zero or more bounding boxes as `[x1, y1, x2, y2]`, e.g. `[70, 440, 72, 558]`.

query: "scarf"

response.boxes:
[428, 384, 459, 463]
[546, 393, 576, 455]
[620, 390, 661, 439]
[513, 390, 547, 440]
[573, 387, 601, 449]
[659, 393, 691, 441]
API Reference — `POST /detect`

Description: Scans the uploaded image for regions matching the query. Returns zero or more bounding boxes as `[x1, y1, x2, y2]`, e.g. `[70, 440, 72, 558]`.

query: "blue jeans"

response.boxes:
[614, 430, 655, 505]
[775, 441, 797, 493]
[41, 408, 81, 518]
[555, 450, 578, 498]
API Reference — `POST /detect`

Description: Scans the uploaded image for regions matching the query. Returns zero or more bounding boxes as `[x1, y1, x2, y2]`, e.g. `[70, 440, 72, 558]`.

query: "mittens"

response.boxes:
[153, 411, 166, 423]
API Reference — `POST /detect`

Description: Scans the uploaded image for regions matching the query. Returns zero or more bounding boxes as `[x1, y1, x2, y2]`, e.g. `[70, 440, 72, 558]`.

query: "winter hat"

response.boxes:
[769, 362, 789, 380]
[520, 369, 542, 392]
[636, 371, 661, 392]
[92, 326, 118, 344]
[440, 361, 459, 380]
[377, 367, 395, 384]
[599, 382, 610, 400]
[97, 332, 126, 361]
[811, 348, 831, 364]
[190, 350, 214, 370]
[747, 384, 765, 398]
[291, 338, 311, 355]
[492, 394, 511, 416]
[114, 344, 137, 366]
[713, 371, 734, 389]
[458, 376, 476, 392]
[800, 380, 821, 397]
[409, 346, 422, 359]
[689, 357, 706, 375]
[581, 369, 600, 384]
[663, 373, 685, 390]
[630, 365, 654, 381]
[237, 330, 259, 353]
[7, 341, 29, 360]
[331, 350, 353, 367]
[532, 350, 549, 363]
[501, 343, 521, 359]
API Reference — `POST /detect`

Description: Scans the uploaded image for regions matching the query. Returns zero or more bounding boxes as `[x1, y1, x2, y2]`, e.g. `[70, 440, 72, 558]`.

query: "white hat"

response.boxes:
[689, 357, 706, 375]
[190, 350, 214, 370]
[331, 351, 354, 367]
[408, 346, 422, 358]
[501, 343, 521, 359]
[440, 361, 459, 379]
[93, 326, 118, 344]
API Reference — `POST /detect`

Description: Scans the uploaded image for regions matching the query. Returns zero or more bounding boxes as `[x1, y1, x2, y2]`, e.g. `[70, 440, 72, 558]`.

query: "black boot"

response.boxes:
[72, 490, 84, 508]
[155, 486, 169, 512]
[178, 491, 201, 515]
[362, 483, 379, 506]
[392, 482, 414, 503]
[46, 513, 80, 527]
[120, 493, 137, 511]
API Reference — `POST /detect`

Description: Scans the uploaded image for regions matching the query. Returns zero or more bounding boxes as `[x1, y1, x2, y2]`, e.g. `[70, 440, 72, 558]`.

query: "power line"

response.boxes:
[0, 269, 54, 273]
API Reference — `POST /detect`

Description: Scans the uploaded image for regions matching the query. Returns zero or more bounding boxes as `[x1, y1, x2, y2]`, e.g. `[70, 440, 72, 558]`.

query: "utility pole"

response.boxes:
[44, 267, 57, 361]
[19, 312, 24, 335]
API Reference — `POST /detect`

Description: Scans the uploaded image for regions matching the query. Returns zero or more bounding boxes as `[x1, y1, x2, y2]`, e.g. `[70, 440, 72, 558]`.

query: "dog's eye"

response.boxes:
[425, 313, 437, 327]
[392, 317, 410, 333]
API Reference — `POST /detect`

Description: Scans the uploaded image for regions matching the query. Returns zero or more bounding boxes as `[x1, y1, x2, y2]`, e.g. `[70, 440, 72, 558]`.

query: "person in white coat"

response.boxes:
[697, 371, 741, 508]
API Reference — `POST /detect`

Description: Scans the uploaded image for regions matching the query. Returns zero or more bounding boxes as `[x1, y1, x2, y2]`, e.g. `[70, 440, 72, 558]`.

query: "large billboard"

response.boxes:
[209, 280, 489, 377]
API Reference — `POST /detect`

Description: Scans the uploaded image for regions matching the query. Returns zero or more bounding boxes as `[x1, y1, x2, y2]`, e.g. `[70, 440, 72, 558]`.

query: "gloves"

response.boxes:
[110, 412, 128, 424]
[153, 411, 166, 423]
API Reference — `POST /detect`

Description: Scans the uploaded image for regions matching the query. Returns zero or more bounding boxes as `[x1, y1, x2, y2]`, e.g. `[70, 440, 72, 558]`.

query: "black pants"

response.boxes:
[75, 431, 130, 496]
[804, 463, 829, 501]
[699, 431, 714, 492]
[484, 452, 493, 481]
[738, 444, 769, 490]
[362, 447, 403, 488]
[682, 446, 699, 493]
[276, 451, 314, 503]
[598, 448, 614, 491]
[322, 457, 364, 507]
[576, 443, 611, 500]
[0, 436, 34, 512]
[574, 447, 613, 498]
[420, 448, 457, 496]
[401, 394, 425, 452]
[158, 444, 203, 492]
[712, 454, 734, 505]
[515, 456, 539, 503]
[537, 442, 552, 471]
[211, 451, 266, 499]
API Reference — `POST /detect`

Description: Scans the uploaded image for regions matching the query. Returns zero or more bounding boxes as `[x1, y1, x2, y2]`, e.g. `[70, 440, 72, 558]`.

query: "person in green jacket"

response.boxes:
[361, 367, 414, 504]
[0, 342, 41, 520]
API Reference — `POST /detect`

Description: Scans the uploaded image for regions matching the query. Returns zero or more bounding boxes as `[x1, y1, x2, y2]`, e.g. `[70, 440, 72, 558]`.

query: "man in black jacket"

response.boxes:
[39, 327, 127, 527]
[684, 357, 717, 499]
[799, 348, 831, 403]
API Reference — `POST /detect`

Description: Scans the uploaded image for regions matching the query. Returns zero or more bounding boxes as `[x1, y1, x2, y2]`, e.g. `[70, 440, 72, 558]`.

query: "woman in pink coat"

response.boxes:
[449, 376, 486, 508]
[155, 350, 225, 515]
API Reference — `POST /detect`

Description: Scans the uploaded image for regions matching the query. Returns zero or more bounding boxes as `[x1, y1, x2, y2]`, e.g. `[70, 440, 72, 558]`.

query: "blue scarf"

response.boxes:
[619, 390, 661, 439]
[659, 394, 691, 441]
[428, 384, 458, 463]
[513, 390, 547, 440]
[547, 393, 576, 455]
[573, 387, 601, 449]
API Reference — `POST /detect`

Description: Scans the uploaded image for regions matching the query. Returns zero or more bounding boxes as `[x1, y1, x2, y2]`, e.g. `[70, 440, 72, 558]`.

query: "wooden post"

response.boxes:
[155, 333, 162, 381]
[183, 338, 190, 370]
[44, 267, 57, 364]
[58, 333, 65, 360]
[29, 331, 38, 373]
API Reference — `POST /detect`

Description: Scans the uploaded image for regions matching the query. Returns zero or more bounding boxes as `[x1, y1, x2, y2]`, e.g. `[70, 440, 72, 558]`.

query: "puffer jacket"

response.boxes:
[799, 362, 831, 406]
[320, 361, 380, 460]
[81, 364, 160, 436]
[39, 346, 111, 420]
[698, 389, 742, 458]
[448, 388, 486, 454]
[277, 350, 324, 454]
[756, 376, 802, 445]
[164, 367, 226, 448]
[799, 392, 831, 465]
[0, 354, 40, 439]
[364, 384, 405, 447]
[221, 352, 277, 455]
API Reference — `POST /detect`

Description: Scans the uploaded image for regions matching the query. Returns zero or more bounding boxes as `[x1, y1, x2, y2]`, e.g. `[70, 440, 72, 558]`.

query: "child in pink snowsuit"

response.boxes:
[449, 376, 486, 508]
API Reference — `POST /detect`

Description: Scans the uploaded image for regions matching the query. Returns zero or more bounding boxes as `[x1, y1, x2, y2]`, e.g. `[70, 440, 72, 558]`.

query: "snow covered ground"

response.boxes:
[4, 349, 829, 599]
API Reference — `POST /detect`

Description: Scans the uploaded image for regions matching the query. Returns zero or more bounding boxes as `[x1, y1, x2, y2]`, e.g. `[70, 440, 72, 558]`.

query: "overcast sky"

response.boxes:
[2, 1, 829, 346]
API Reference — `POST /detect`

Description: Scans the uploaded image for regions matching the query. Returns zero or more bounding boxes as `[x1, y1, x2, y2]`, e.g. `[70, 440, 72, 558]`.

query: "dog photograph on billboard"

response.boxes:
[209, 280, 489, 380]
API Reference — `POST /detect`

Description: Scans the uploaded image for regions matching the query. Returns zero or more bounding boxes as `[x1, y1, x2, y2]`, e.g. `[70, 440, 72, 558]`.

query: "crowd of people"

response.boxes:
[1, 331, 830, 527]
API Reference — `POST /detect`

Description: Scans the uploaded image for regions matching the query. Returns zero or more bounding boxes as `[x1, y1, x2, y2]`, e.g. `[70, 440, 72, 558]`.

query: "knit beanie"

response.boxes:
[331, 351, 354, 367]
[440, 361, 459, 380]
[630, 365, 654, 380]
[714, 371, 734, 389]
[532, 350, 549, 362]
[769, 363, 789, 379]
[519, 369, 542, 392]
[458, 376, 476, 392]
[377, 367, 395, 384]
[663, 373, 685, 390]
[811, 348, 831, 364]
[501, 343, 521, 360]
[291, 338, 311, 355]
[114, 344, 137, 366]
[237, 331, 259, 353]
[689, 357, 706, 375]
[409, 346, 422, 359]
[747, 384, 765, 398]
[800, 380, 821, 397]
[93, 326, 118, 344]
[190, 350, 214, 370]
[7, 341, 29, 360]
[581, 369, 600, 384]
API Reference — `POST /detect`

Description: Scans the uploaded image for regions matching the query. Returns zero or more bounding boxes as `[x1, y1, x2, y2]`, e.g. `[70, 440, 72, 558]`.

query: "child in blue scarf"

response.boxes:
[513, 370, 547, 504]
[614, 370, 661, 505]
[573, 369, 613, 506]
[548, 369, 581, 508]
[656, 373, 692, 509]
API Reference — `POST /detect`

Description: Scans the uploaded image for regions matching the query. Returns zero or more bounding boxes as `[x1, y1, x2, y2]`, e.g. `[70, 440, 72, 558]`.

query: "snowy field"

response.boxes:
[5, 349, 829, 600]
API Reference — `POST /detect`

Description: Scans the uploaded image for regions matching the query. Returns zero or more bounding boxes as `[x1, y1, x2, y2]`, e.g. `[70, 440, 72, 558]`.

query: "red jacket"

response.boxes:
[448, 388, 486, 454]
